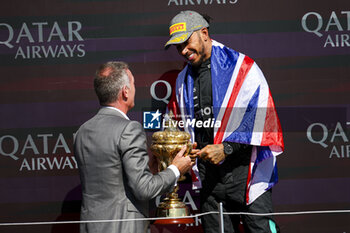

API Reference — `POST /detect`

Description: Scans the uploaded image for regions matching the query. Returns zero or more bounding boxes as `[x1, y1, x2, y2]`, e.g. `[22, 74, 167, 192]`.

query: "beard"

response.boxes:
[190, 36, 207, 67]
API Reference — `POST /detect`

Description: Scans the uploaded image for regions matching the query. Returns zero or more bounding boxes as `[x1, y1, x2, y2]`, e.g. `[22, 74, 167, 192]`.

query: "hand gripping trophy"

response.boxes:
[150, 111, 194, 224]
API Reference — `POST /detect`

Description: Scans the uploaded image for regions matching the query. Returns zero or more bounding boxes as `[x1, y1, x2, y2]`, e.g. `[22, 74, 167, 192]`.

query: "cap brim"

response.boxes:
[164, 32, 193, 50]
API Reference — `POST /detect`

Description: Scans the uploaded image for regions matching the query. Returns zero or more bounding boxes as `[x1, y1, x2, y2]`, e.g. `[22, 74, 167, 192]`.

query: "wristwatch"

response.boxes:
[222, 141, 234, 156]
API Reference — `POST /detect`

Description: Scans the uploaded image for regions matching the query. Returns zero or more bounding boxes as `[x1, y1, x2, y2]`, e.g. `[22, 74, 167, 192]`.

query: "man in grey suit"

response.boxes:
[74, 61, 193, 233]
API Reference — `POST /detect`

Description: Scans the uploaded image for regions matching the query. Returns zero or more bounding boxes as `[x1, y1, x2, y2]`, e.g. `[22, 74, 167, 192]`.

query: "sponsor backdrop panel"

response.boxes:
[0, 0, 349, 232]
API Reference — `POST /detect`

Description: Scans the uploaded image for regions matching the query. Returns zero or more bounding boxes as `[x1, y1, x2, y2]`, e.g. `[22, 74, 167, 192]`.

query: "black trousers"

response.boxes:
[199, 158, 279, 233]
[201, 189, 279, 233]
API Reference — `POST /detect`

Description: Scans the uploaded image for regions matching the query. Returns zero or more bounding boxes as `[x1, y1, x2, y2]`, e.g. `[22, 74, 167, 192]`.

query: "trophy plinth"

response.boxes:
[150, 112, 194, 224]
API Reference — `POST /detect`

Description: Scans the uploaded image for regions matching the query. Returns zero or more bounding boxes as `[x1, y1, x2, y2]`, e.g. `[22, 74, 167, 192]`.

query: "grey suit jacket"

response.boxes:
[74, 108, 176, 233]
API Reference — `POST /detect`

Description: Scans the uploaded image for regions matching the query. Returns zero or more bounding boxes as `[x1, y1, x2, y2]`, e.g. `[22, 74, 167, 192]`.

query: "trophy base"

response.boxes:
[154, 197, 194, 225]
[154, 217, 194, 225]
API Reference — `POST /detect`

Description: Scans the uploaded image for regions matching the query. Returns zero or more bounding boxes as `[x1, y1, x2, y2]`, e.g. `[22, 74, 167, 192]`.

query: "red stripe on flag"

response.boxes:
[191, 169, 199, 182]
[261, 92, 284, 149]
[214, 56, 255, 144]
[245, 160, 253, 204]
[167, 88, 181, 121]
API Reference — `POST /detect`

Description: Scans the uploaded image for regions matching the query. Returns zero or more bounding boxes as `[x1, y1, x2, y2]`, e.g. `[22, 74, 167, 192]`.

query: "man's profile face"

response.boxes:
[175, 30, 208, 67]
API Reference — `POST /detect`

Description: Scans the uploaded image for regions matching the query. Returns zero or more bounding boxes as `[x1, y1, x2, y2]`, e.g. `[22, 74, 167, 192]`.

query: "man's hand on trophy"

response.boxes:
[171, 146, 194, 176]
[196, 144, 226, 165]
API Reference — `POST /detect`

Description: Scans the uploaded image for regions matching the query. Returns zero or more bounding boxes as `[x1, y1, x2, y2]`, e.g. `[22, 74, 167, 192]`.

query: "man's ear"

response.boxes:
[200, 27, 209, 41]
[121, 85, 129, 100]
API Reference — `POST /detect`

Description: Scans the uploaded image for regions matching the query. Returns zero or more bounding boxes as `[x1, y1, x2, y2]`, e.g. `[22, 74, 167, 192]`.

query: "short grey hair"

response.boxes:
[94, 61, 130, 105]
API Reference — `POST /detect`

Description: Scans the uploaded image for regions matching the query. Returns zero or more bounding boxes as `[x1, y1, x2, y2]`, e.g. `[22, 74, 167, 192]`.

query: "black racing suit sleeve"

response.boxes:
[224, 141, 252, 164]
[199, 142, 252, 203]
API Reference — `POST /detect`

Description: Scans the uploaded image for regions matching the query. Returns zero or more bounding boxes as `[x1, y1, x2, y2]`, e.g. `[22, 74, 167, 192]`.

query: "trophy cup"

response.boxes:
[150, 112, 194, 224]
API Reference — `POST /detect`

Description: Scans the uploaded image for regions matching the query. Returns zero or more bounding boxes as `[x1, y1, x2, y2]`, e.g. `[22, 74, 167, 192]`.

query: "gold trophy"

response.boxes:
[150, 111, 194, 224]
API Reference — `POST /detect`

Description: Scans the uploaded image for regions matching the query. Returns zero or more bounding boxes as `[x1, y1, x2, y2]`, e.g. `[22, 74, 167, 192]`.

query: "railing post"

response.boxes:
[218, 202, 224, 233]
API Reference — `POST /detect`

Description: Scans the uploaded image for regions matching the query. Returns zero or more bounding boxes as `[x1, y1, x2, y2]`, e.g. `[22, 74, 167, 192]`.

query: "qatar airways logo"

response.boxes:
[0, 132, 77, 171]
[0, 21, 86, 59]
[150, 80, 172, 104]
[307, 122, 350, 159]
[168, 0, 238, 6]
[301, 11, 350, 48]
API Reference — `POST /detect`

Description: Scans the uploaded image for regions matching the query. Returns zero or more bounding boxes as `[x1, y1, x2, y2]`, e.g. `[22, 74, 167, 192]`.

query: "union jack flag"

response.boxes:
[169, 40, 284, 204]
